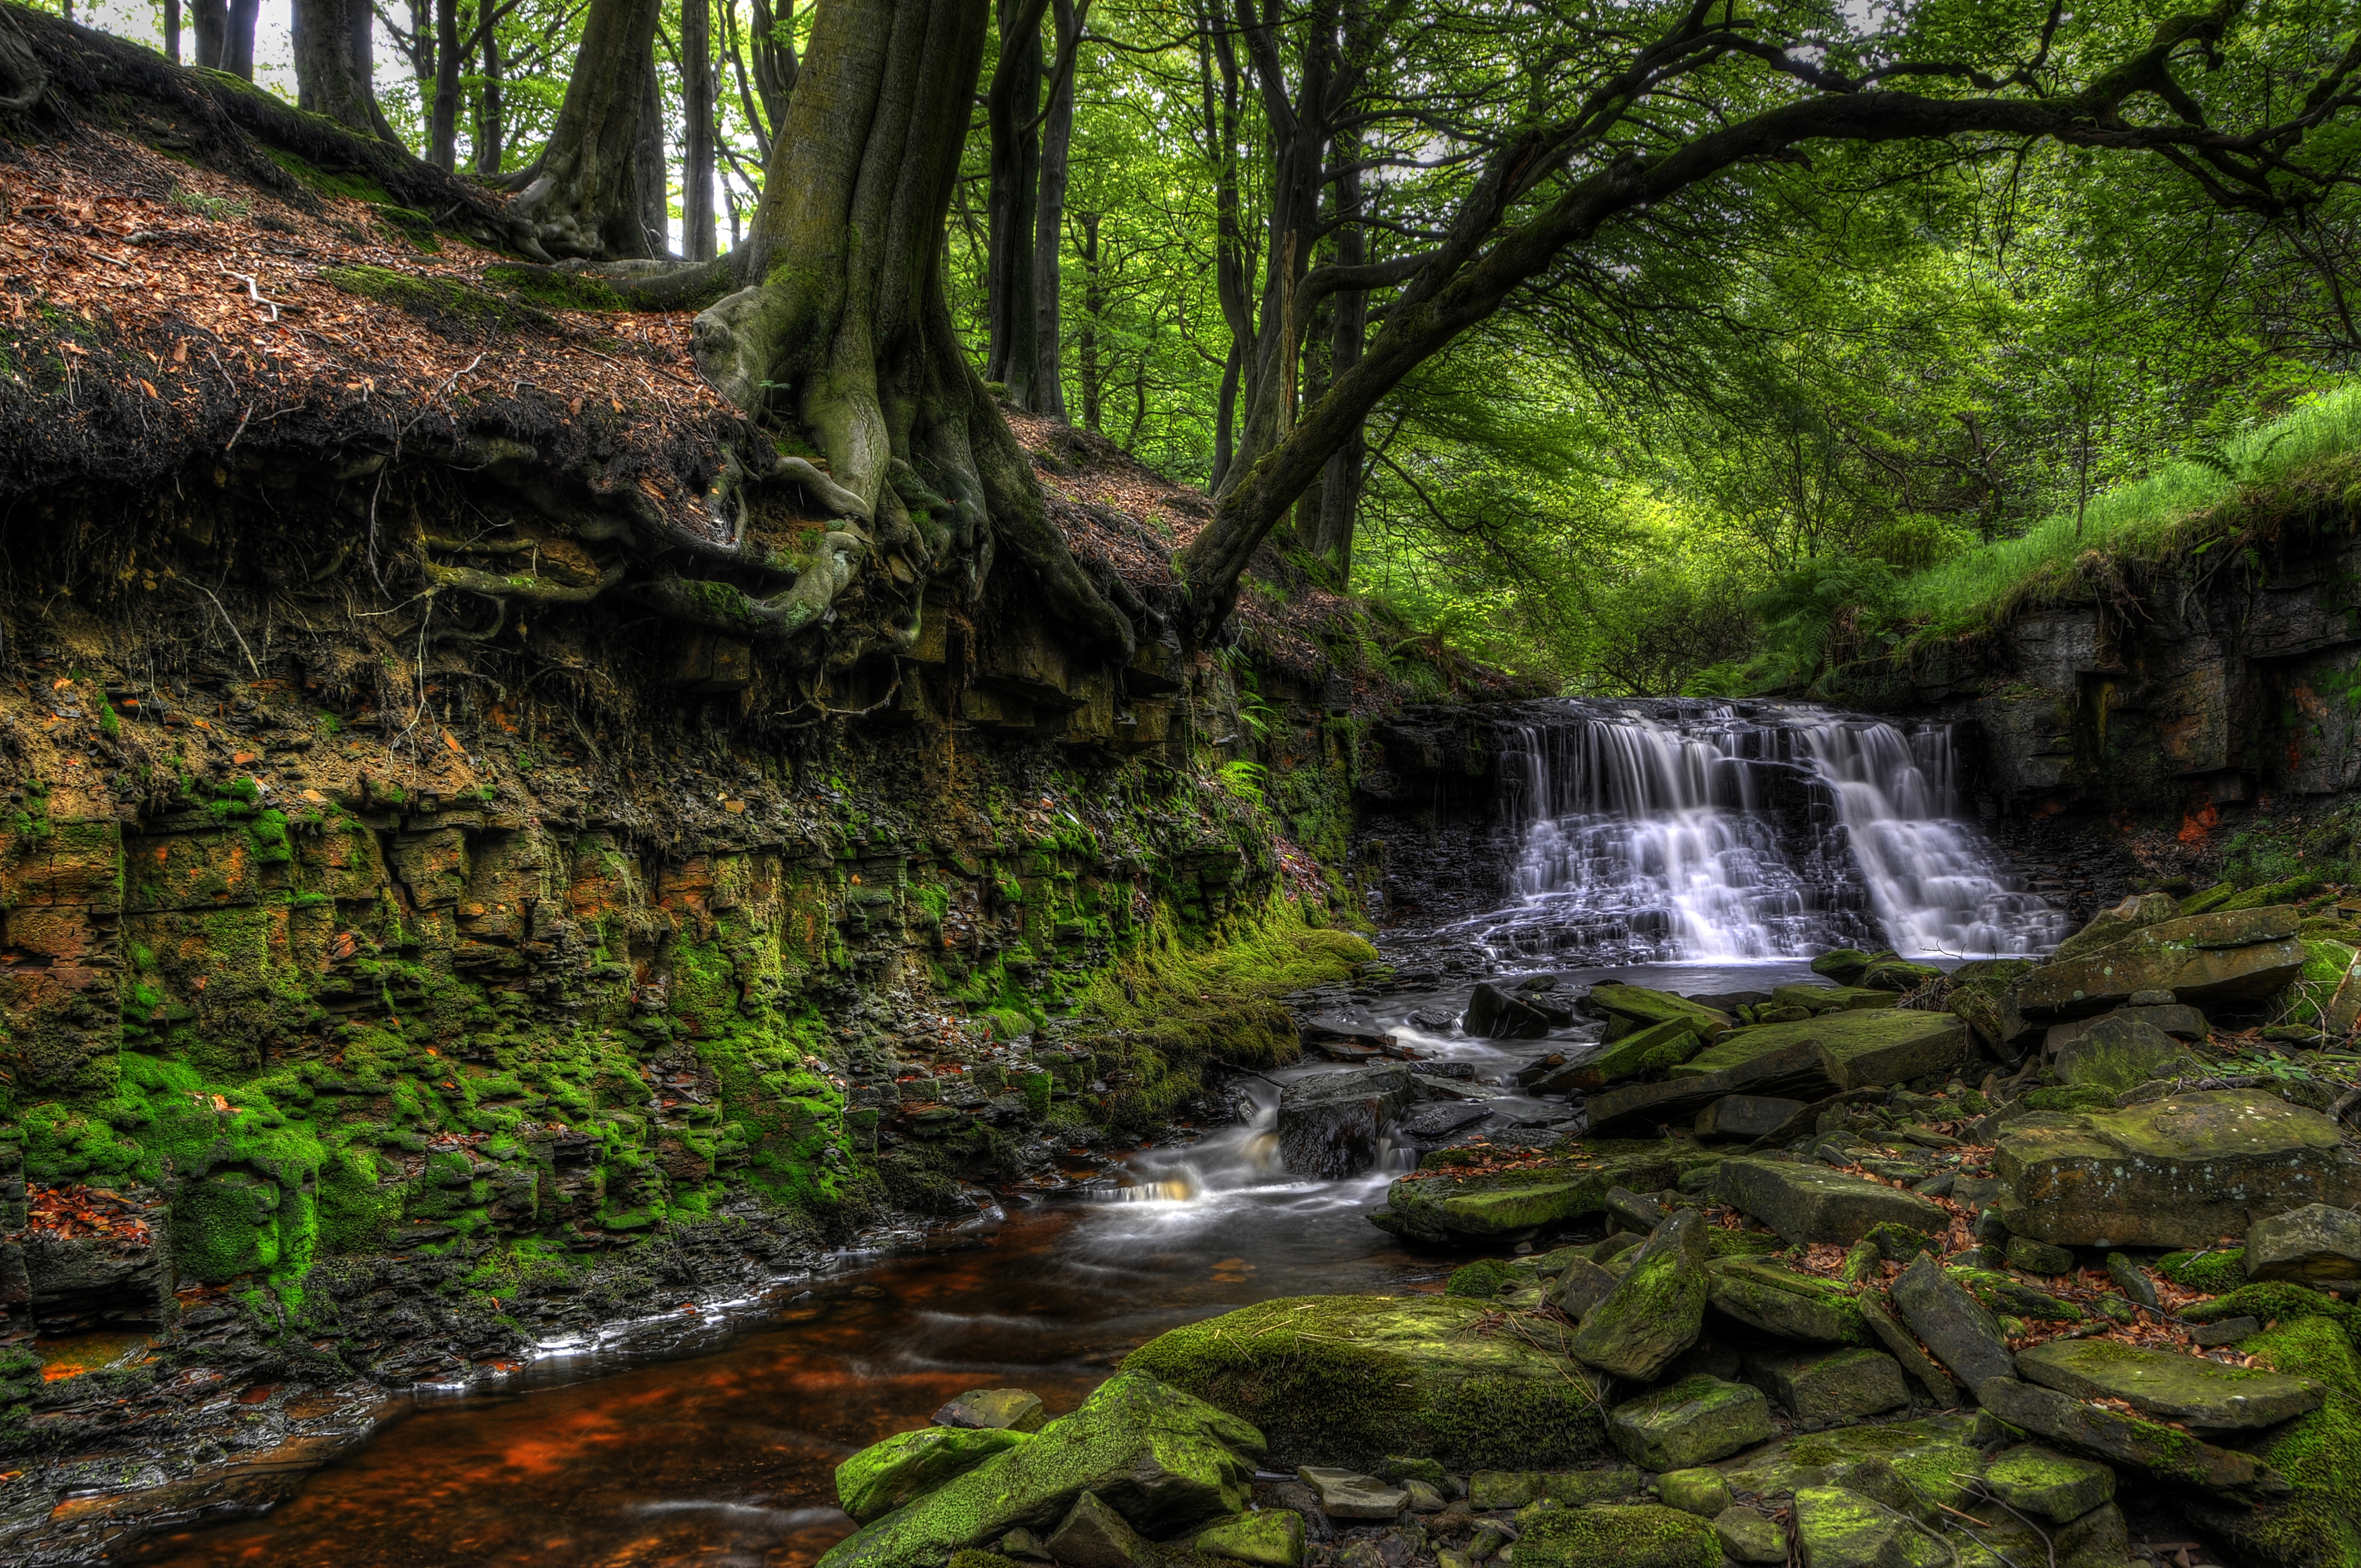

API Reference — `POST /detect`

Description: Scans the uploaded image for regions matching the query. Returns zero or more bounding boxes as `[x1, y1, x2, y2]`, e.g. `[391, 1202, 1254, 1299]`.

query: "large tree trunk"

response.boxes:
[474, 21, 504, 173]
[1199, 7, 1250, 492]
[984, 0, 1045, 399]
[291, 0, 403, 143]
[1078, 208, 1102, 432]
[190, 0, 222, 68]
[690, 0, 1133, 660]
[1310, 153, 1365, 580]
[511, 0, 663, 259]
[430, 0, 461, 169]
[165, 0, 181, 64]
[682, 0, 717, 262]
[195, 0, 256, 75]
[635, 61, 669, 254]
[1029, 0, 1077, 423]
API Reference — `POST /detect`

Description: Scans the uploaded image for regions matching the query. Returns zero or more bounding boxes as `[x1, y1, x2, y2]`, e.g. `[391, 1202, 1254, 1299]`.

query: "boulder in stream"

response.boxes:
[836, 1426, 1034, 1523]
[1463, 983, 1550, 1040]
[1277, 1066, 1413, 1178]
[1370, 1149, 1687, 1242]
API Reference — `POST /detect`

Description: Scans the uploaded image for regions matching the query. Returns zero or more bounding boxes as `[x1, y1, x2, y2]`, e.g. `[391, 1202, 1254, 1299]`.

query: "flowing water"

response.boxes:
[122, 702, 2059, 1567]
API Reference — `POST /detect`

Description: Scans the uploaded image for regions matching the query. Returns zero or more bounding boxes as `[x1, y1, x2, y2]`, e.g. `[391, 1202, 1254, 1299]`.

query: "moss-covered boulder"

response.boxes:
[1195, 1509, 1304, 1568]
[813, 1372, 1261, 1568]
[1120, 1296, 1608, 1473]
[1993, 1089, 2361, 1248]
[1811, 949, 1881, 983]
[1975, 1376, 2283, 1497]
[1371, 1149, 1687, 1242]
[1769, 984, 1896, 1014]
[1981, 1444, 2115, 1523]
[1589, 985, 1731, 1039]
[1791, 1484, 1947, 1568]
[2017, 906, 2304, 1016]
[1585, 1018, 1705, 1082]
[1512, 1504, 1719, 1568]
[2051, 892, 2181, 962]
[1676, 1009, 1970, 1089]
[2182, 1314, 2361, 1568]
[1713, 1157, 1950, 1246]
[2246, 1202, 2361, 1282]
[1861, 960, 1943, 992]
[836, 1426, 1035, 1523]
[2014, 1337, 2323, 1430]
[1706, 1256, 1868, 1345]
[2051, 1016, 2193, 1091]
[1570, 1211, 1709, 1380]
[1741, 1346, 1908, 1424]
[1607, 1376, 1774, 1470]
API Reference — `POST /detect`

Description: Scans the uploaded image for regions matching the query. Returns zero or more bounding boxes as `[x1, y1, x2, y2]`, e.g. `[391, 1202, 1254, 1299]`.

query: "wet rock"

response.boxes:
[836, 1426, 1034, 1523]
[2014, 1337, 2323, 1430]
[1549, 1256, 1620, 1319]
[1981, 1444, 2115, 1523]
[1692, 1094, 1806, 1141]
[2018, 906, 2305, 1016]
[1655, 1468, 1730, 1517]
[1791, 1484, 1947, 1568]
[1406, 1008, 1457, 1032]
[1046, 1490, 1147, 1568]
[1467, 1467, 1640, 1509]
[1196, 1509, 1305, 1568]
[1741, 1345, 1909, 1423]
[1571, 1210, 1709, 1381]
[1713, 1157, 1950, 1246]
[1603, 1186, 1666, 1233]
[1278, 1066, 1414, 1178]
[2051, 1016, 2191, 1092]
[1122, 1296, 1608, 1473]
[1811, 949, 1879, 983]
[1678, 1008, 1972, 1091]
[1975, 1377, 2285, 1497]
[1584, 1019, 1705, 1082]
[1889, 1253, 2015, 1393]
[1712, 1506, 1785, 1564]
[1770, 983, 1896, 1014]
[2244, 1202, 2361, 1281]
[2052, 892, 2181, 962]
[1511, 1503, 1720, 1568]
[2003, 1236, 2075, 1276]
[1371, 1150, 1683, 1242]
[1864, 960, 1943, 991]
[1583, 1043, 1838, 1136]
[1397, 1102, 1494, 1143]
[1993, 1089, 2361, 1248]
[813, 1371, 1262, 1568]
[1589, 984, 1732, 1038]
[1464, 984, 1550, 1041]
[1298, 1465, 1406, 1519]
[1606, 1376, 1774, 1470]
[1705, 1256, 1866, 1344]
[936, 1387, 1048, 1432]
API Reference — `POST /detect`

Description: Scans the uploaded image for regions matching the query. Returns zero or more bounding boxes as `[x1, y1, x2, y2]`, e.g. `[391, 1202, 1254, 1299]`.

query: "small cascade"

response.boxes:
[1463, 699, 2064, 964]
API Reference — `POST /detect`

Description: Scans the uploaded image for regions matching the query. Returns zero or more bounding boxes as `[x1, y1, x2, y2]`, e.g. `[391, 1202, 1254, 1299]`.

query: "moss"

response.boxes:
[2184, 1281, 2356, 1329]
[318, 266, 552, 337]
[2184, 1314, 2361, 1568]
[2023, 1084, 2120, 1113]
[1447, 1258, 1521, 1299]
[1514, 1504, 1719, 1568]
[2157, 1248, 2248, 1295]
[482, 264, 632, 312]
[258, 143, 392, 204]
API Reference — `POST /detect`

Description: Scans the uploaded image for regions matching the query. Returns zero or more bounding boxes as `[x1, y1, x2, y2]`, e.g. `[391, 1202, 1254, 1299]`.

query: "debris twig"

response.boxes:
[218, 262, 281, 322]
[175, 577, 262, 677]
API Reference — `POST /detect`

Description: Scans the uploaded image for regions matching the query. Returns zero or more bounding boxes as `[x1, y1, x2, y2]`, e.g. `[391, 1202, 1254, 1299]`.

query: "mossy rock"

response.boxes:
[2182, 1314, 2361, 1568]
[1121, 1295, 1610, 1473]
[2157, 1248, 2248, 1295]
[1448, 1258, 1520, 1299]
[836, 1426, 1033, 1523]
[1513, 1504, 1719, 1568]
[1373, 1149, 1685, 1242]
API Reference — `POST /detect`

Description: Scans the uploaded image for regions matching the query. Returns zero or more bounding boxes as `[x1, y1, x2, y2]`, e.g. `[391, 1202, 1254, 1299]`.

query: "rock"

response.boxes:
[2004, 1236, 2075, 1275]
[1949, 972, 2037, 1054]
[1268, 1482, 1333, 1542]
[2051, 1016, 2190, 1092]
[1694, 1094, 1807, 1141]
[1550, 1257, 1620, 1318]
[1975, 1376, 2285, 1497]
[936, 1388, 1048, 1432]
[1742, 1345, 1909, 1423]
[2105, 1252, 2159, 1308]
[1297, 1465, 1407, 1519]
[1771, 983, 1897, 1014]
[2053, 892, 2182, 962]
[1278, 1066, 1414, 1178]
[1993, 1089, 2361, 1247]
[1406, 1008, 1458, 1033]
[1677, 1009, 1972, 1090]
[1791, 1485, 1947, 1568]
[1583, 1019, 1706, 1083]
[2014, 1337, 2323, 1430]
[1713, 1157, 1950, 1246]
[1512, 1504, 1721, 1568]
[1196, 1510, 1305, 1568]
[2189, 1316, 2262, 1347]
[1465, 984, 1551, 1041]
[1713, 1506, 1786, 1564]
[1303, 1008, 1400, 1053]
[1122, 1296, 1608, 1473]
[1046, 1491, 1147, 1568]
[2244, 1202, 2361, 1281]
[1402, 1479, 1447, 1511]
[1812, 949, 1879, 983]
[2045, 1003, 2207, 1049]
[1889, 1254, 2015, 1393]
[1371, 1150, 1684, 1242]
[1862, 959, 1943, 991]
[1980, 1444, 2115, 1523]
[836, 1426, 1035, 1523]
[1398, 1102, 1494, 1142]
[1603, 1186, 1667, 1233]
[2016, 906, 2305, 1017]
[1589, 984, 1732, 1038]
[1656, 1468, 1730, 1517]
[1466, 1468, 1641, 1509]
[1570, 1210, 1709, 1381]
[814, 1372, 1261, 1568]
[1001, 1528, 1052, 1559]
[1584, 1043, 1839, 1136]
[1606, 1376, 1775, 1470]
[1706, 1256, 1866, 1344]
[1854, 1296, 1962, 1406]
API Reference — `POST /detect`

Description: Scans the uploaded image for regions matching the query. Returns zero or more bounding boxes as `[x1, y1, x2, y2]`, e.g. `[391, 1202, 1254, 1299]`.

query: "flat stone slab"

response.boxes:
[1713, 1156, 1951, 1245]
[1714, 1506, 1786, 1563]
[2014, 1338, 2323, 1431]
[1993, 1089, 2361, 1248]
[1296, 1466, 1406, 1519]
[1771, 983, 1898, 1014]
[1676, 1008, 1970, 1089]
[1583, 1018, 1703, 1082]
[1195, 1511, 1304, 1568]
[1742, 1346, 1908, 1424]
[1372, 1151, 1685, 1241]
[1981, 1443, 2115, 1523]
[1607, 1376, 1775, 1471]
[1695, 1094, 1807, 1141]
[2018, 907, 2303, 1017]
[1583, 1043, 1836, 1136]
[1589, 984, 1731, 1037]
[1976, 1377, 2285, 1498]
[1889, 1253, 2015, 1393]
[1707, 1257, 1866, 1344]
[2245, 1201, 2361, 1281]
[1792, 1485, 1948, 1568]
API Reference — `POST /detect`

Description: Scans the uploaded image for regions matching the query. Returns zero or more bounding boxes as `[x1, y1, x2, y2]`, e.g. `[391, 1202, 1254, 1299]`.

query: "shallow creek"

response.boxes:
[127, 961, 1824, 1568]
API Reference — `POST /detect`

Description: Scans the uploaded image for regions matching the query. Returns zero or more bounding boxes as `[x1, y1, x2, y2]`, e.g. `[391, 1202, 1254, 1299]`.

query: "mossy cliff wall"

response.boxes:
[0, 580, 1375, 1394]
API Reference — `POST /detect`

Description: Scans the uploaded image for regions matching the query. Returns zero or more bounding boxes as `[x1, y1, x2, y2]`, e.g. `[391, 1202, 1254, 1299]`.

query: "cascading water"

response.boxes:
[1461, 699, 2065, 964]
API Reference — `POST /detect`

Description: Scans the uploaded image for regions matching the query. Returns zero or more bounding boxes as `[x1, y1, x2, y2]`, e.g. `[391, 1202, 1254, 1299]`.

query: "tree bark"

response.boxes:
[474, 20, 503, 173]
[430, 0, 461, 170]
[509, 0, 663, 259]
[291, 0, 402, 143]
[1199, 4, 1250, 492]
[689, 0, 1133, 661]
[1311, 146, 1365, 580]
[1029, 0, 1077, 422]
[223, 0, 256, 76]
[635, 58, 669, 255]
[1078, 208, 1102, 432]
[165, 0, 180, 64]
[682, 0, 716, 262]
[984, 0, 1046, 398]
[189, 0, 224, 69]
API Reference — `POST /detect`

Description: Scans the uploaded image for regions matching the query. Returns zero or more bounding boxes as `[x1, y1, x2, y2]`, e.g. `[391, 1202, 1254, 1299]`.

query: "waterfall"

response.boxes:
[1464, 700, 2063, 964]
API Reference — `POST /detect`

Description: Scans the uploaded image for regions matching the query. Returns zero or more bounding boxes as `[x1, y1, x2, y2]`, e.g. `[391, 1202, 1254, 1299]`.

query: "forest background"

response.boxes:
[24, 0, 2361, 699]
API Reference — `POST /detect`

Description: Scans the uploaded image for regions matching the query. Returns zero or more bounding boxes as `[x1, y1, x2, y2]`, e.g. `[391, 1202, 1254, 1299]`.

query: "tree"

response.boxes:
[682, 0, 718, 262]
[190, 0, 256, 77]
[291, 0, 401, 142]
[1172, 0, 2361, 635]
[984, 0, 1046, 405]
[507, 0, 664, 258]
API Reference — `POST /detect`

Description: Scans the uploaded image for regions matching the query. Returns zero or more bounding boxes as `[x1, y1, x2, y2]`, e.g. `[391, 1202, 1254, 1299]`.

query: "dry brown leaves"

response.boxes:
[26, 1183, 154, 1244]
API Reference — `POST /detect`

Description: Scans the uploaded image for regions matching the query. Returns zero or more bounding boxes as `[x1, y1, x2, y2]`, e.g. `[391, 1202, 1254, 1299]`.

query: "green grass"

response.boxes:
[1896, 382, 2361, 639]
